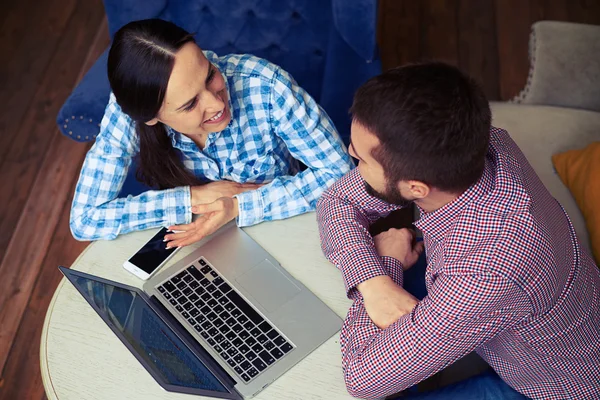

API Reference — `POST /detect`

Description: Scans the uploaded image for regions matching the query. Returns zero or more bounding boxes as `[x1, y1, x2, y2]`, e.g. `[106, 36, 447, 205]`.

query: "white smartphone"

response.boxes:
[122, 227, 180, 280]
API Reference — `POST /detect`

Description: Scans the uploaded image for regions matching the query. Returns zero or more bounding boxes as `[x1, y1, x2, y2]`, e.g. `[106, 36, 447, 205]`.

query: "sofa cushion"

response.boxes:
[552, 143, 600, 265]
[490, 102, 600, 252]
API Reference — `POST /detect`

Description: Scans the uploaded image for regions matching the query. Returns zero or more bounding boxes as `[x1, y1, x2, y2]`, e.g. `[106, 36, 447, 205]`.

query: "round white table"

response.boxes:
[40, 213, 354, 399]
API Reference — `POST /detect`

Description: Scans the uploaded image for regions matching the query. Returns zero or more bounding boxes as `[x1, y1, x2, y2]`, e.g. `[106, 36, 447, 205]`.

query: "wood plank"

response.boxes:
[377, 0, 421, 70]
[495, 0, 536, 100]
[567, 0, 600, 25]
[0, 0, 104, 266]
[0, 0, 78, 162]
[457, 0, 500, 100]
[420, 0, 459, 65]
[0, 0, 105, 375]
[0, 18, 108, 399]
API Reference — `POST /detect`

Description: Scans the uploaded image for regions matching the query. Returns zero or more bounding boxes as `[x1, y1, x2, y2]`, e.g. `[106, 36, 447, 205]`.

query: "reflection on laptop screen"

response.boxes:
[70, 274, 228, 393]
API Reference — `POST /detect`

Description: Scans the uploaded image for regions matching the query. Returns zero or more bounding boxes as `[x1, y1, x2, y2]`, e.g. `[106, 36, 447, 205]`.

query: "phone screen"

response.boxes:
[128, 227, 177, 274]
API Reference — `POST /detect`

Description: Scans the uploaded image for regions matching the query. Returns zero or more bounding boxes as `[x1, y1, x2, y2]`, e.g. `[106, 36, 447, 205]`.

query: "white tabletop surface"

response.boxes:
[40, 212, 355, 400]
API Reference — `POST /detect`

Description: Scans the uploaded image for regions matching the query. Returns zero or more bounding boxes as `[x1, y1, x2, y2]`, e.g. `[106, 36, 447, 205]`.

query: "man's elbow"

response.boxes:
[344, 370, 374, 399]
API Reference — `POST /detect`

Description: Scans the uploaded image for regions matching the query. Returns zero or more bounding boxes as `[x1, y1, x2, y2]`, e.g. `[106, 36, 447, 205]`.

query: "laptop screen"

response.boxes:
[67, 272, 232, 395]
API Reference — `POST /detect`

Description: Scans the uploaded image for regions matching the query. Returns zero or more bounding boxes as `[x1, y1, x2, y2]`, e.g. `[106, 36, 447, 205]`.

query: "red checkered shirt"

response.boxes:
[316, 127, 600, 399]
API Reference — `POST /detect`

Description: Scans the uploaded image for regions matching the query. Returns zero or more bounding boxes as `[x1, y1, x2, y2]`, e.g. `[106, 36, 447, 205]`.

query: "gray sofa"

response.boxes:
[490, 20, 600, 253]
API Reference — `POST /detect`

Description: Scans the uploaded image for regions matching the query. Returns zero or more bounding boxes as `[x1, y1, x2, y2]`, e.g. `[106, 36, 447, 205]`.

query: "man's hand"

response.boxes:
[374, 228, 424, 271]
[191, 181, 263, 206]
[357, 275, 419, 329]
[165, 197, 239, 247]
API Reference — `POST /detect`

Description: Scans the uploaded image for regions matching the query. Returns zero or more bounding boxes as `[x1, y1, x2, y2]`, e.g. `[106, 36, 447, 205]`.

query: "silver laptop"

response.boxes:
[60, 222, 342, 399]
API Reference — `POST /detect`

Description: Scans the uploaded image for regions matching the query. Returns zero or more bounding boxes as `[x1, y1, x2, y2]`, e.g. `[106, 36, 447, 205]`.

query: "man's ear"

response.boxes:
[145, 118, 159, 126]
[404, 180, 430, 199]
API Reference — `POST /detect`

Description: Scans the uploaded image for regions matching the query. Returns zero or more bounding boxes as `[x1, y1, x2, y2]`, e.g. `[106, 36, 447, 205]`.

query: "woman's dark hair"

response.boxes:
[350, 62, 491, 193]
[108, 19, 203, 189]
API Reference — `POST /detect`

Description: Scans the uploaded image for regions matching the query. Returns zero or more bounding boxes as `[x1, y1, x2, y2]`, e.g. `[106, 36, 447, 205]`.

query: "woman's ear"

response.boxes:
[145, 118, 159, 126]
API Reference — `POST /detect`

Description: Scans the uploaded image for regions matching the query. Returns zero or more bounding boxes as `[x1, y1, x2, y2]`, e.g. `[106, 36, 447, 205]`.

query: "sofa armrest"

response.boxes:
[513, 21, 600, 112]
[56, 50, 110, 142]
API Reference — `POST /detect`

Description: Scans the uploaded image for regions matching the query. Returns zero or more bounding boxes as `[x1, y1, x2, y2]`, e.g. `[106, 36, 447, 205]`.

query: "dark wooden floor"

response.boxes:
[0, 1, 599, 399]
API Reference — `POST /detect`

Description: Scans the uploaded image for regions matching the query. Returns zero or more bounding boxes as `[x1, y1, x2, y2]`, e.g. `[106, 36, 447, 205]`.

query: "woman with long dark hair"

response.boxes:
[70, 19, 353, 247]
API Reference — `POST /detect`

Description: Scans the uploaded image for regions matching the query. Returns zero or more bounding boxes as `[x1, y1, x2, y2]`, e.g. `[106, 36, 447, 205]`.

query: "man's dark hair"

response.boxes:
[350, 62, 491, 193]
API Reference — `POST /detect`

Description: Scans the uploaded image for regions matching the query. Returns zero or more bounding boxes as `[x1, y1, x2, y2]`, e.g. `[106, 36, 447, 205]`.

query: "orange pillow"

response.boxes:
[552, 142, 600, 265]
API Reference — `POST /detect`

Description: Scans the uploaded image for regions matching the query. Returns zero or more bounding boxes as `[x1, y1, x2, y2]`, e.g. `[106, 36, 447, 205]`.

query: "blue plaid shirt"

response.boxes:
[70, 52, 354, 240]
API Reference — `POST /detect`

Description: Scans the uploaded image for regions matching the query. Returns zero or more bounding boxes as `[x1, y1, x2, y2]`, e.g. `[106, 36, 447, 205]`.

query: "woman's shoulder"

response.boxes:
[206, 51, 283, 83]
[95, 93, 138, 148]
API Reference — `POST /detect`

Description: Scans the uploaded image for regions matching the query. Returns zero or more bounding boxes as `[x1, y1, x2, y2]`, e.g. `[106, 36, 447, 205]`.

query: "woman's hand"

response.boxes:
[191, 181, 263, 206]
[165, 197, 239, 247]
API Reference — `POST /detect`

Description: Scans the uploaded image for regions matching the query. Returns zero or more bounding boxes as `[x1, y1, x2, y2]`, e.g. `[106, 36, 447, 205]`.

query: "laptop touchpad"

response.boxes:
[235, 259, 301, 312]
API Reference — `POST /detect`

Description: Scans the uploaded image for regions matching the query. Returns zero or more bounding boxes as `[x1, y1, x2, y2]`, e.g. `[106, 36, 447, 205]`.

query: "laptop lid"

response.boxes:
[59, 266, 243, 399]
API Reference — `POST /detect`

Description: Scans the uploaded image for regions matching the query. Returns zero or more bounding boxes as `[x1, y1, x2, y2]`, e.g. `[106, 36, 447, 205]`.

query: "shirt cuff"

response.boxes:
[381, 256, 404, 287]
[233, 189, 264, 227]
[161, 186, 192, 227]
[341, 247, 388, 300]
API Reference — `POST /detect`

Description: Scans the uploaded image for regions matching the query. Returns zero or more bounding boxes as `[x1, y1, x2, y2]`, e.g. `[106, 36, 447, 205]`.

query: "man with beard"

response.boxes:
[316, 63, 600, 399]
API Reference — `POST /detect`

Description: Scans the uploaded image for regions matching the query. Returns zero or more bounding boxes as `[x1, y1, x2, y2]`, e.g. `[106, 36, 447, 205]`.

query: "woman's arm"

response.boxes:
[233, 68, 355, 227]
[69, 95, 192, 240]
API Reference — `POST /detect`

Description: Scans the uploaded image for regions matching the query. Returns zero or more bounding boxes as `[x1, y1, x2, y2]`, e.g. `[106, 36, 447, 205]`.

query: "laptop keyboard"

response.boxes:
[157, 257, 294, 383]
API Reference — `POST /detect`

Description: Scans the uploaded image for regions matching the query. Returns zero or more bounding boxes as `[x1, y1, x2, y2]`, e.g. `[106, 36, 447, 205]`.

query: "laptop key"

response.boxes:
[234, 366, 244, 375]
[243, 321, 254, 331]
[207, 338, 216, 346]
[232, 338, 243, 348]
[194, 324, 202, 332]
[258, 321, 271, 333]
[184, 302, 194, 311]
[246, 351, 257, 361]
[225, 317, 236, 326]
[214, 334, 225, 344]
[163, 292, 172, 299]
[182, 311, 190, 319]
[200, 306, 211, 315]
[227, 348, 238, 357]
[232, 324, 243, 333]
[199, 259, 207, 266]
[187, 317, 195, 325]
[189, 280, 200, 290]
[252, 358, 267, 372]
[212, 277, 224, 286]
[210, 270, 219, 278]
[200, 264, 211, 274]
[177, 296, 188, 305]
[158, 286, 166, 293]
[219, 282, 232, 294]
[270, 348, 284, 359]
[256, 334, 268, 344]
[194, 299, 205, 309]
[213, 318, 224, 328]
[248, 367, 258, 378]
[200, 278, 210, 287]
[219, 297, 230, 307]
[182, 287, 193, 296]
[221, 341, 232, 350]
[227, 358, 236, 368]
[171, 275, 181, 284]
[182, 274, 193, 283]
[239, 330, 250, 340]
[190, 309, 200, 318]
[226, 331, 236, 341]
[259, 350, 275, 365]
[239, 344, 250, 354]
[169, 298, 178, 306]
[188, 265, 203, 281]
[251, 344, 263, 354]
[266, 330, 278, 340]
[206, 312, 218, 321]
[214, 344, 222, 353]
[219, 325, 230, 334]
[238, 315, 249, 325]
[220, 351, 230, 360]
[206, 284, 217, 293]
[234, 354, 245, 364]
[207, 299, 218, 308]
[214, 305, 224, 314]
[172, 290, 182, 298]
[208, 327, 218, 336]
[220, 311, 231, 321]
[213, 290, 223, 300]
[245, 337, 257, 347]
[201, 331, 209, 339]
[250, 327, 261, 337]
[241, 373, 251, 382]
[280, 343, 293, 353]
[188, 293, 199, 303]
[194, 313, 204, 321]
[240, 361, 251, 371]
[264, 341, 275, 351]
[175, 305, 183, 312]
[273, 336, 286, 347]
[201, 293, 211, 302]
[176, 280, 187, 290]
[201, 321, 212, 330]
[163, 282, 176, 292]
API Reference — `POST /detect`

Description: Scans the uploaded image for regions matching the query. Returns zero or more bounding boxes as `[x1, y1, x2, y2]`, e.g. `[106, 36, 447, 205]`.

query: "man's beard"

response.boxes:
[365, 181, 413, 207]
